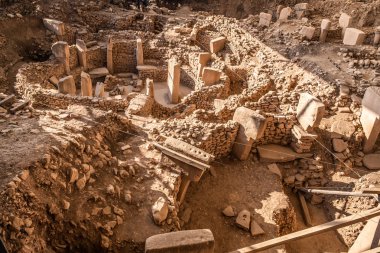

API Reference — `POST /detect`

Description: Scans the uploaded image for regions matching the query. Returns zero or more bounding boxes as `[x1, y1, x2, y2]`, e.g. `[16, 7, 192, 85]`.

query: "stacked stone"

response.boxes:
[252, 114, 296, 148]
[244, 91, 280, 113]
[113, 40, 137, 73]
[86, 45, 104, 70]
[291, 157, 326, 187]
[339, 48, 380, 69]
[138, 67, 167, 83]
[181, 84, 226, 110]
[157, 119, 239, 158]
[290, 125, 317, 153]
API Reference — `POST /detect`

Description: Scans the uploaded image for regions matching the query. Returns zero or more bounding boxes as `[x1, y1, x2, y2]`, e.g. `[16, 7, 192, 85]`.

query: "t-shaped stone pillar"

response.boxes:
[167, 59, 180, 104]
[197, 52, 211, 78]
[107, 37, 114, 74]
[232, 107, 268, 161]
[339, 13, 352, 36]
[296, 93, 325, 133]
[58, 75, 76, 95]
[52, 41, 70, 75]
[360, 87, 380, 153]
[320, 19, 331, 43]
[76, 39, 88, 71]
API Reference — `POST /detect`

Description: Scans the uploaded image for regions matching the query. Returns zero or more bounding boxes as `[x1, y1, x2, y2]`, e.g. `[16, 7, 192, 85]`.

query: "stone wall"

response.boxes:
[113, 40, 137, 73]
[87, 46, 105, 70]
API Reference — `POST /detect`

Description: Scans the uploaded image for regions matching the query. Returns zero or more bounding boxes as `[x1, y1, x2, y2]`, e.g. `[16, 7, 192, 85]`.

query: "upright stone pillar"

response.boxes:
[232, 107, 268, 161]
[360, 87, 380, 153]
[146, 78, 154, 99]
[276, 5, 284, 20]
[76, 39, 88, 71]
[95, 82, 105, 98]
[58, 75, 76, 95]
[167, 59, 180, 104]
[374, 26, 380, 46]
[136, 38, 144, 66]
[296, 93, 325, 133]
[197, 52, 211, 78]
[320, 19, 331, 43]
[52, 41, 70, 75]
[81, 72, 92, 97]
[339, 13, 352, 36]
[107, 37, 114, 74]
[278, 7, 292, 22]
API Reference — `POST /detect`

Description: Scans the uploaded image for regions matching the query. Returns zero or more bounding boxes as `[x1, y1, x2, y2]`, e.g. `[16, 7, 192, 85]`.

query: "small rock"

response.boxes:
[250, 220, 265, 236]
[106, 184, 115, 195]
[76, 175, 86, 190]
[236, 210, 250, 231]
[69, 168, 79, 183]
[267, 163, 282, 178]
[311, 194, 324, 205]
[295, 174, 306, 182]
[101, 235, 110, 248]
[332, 139, 348, 153]
[152, 197, 169, 225]
[222, 205, 236, 217]
[103, 206, 112, 215]
[284, 176, 295, 184]
[62, 200, 70, 210]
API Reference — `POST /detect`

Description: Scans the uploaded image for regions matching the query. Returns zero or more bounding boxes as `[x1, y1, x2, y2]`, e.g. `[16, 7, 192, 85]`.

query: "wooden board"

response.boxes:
[230, 207, 380, 253]
[361, 247, 380, 253]
[363, 188, 380, 194]
[298, 192, 312, 227]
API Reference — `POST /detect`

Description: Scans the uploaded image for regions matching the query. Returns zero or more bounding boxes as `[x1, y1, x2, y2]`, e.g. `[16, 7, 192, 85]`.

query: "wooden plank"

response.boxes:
[0, 94, 15, 107]
[230, 207, 380, 253]
[298, 192, 312, 227]
[10, 100, 30, 114]
[153, 142, 210, 171]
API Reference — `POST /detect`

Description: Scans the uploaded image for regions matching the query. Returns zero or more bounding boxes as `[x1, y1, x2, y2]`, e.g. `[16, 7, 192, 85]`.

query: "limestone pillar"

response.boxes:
[52, 41, 70, 75]
[146, 78, 154, 99]
[95, 82, 105, 98]
[232, 107, 268, 161]
[80, 72, 92, 97]
[296, 93, 325, 133]
[76, 39, 88, 71]
[361, 87, 380, 153]
[320, 19, 331, 43]
[197, 52, 211, 78]
[107, 37, 114, 74]
[276, 5, 284, 20]
[374, 27, 380, 46]
[167, 59, 180, 104]
[136, 38, 144, 66]
[58, 75, 76, 95]
[339, 13, 352, 37]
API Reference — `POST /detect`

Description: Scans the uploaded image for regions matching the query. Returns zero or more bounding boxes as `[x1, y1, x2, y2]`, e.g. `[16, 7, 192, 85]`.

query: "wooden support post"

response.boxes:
[298, 192, 312, 227]
[230, 207, 380, 253]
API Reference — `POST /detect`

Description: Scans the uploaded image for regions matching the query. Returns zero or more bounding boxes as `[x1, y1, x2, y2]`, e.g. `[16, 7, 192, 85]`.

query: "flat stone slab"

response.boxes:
[363, 154, 380, 170]
[145, 229, 214, 253]
[137, 65, 159, 71]
[257, 144, 312, 162]
[331, 120, 356, 139]
[89, 67, 110, 79]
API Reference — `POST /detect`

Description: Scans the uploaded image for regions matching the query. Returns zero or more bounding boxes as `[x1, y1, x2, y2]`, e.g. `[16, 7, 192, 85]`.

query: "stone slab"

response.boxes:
[296, 93, 325, 132]
[210, 37, 226, 54]
[343, 28, 366, 46]
[145, 229, 214, 253]
[300, 26, 316, 40]
[202, 67, 222, 86]
[259, 12, 272, 27]
[43, 18, 65, 36]
[257, 144, 312, 162]
[58, 75, 76, 96]
[89, 67, 110, 79]
[363, 154, 380, 170]
[278, 7, 292, 21]
[339, 13, 352, 28]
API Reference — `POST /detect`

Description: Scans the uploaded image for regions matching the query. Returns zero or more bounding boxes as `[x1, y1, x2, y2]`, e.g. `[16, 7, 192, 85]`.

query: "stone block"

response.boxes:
[145, 229, 214, 253]
[278, 7, 292, 21]
[80, 72, 92, 97]
[294, 3, 308, 11]
[236, 210, 251, 231]
[136, 38, 144, 66]
[202, 67, 222, 86]
[300, 26, 315, 40]
[146, 78, 154, 99]
[95, 82, 105, 98]
[89, 67, 110, 79]
[43, 18, 65, 36]
[321, 19, 332, 30]
[199, 52, 211, 66]
[343, 28, 366, 46]
[259, 12, 272, 27]
[152, 197, 168, 225]
[232, 107, 267, 160]
[361, 87, 380, 153]
[210, 37, 226, 54]
[58, 75, 76, 95]
[51, 41, 70, 74]
[296, 93, 325, 132]
[339, 13, 352, 28]
[76, 39, 87, 70]
[167, 59, 181, 104]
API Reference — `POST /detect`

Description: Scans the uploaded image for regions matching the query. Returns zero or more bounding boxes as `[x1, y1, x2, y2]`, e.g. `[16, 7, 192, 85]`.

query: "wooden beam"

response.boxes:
[363, 188, 380, 194]
[298, 192, 312, 227]
[153, 142, 210, 171]
[361, 247, 380, 253]
[230, 207, 380, 253]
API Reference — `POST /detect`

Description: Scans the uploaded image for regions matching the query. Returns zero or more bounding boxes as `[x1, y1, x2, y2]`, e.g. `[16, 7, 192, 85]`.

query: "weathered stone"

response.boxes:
[331, 120, 356, 139]
[107, 37, 114, 74]
[152, 197, 168, 225]
[296, 93, 325, 132]
[236, 210, 250, 231]
[232, 107, 267, 161]
[95, 82, 105, 98]
[136, 38, 144, 66]
[259, 12, 272, 27]
[210, 37, 226, 54]
[320, 19, 331, 42]
[81, 72, 92, 97]
[58, 76, 76, 96]
[278, 7, 292, 21]
[339, 13, 352, 29]
[146, 78, 154, 99]
[343, 28, 366, 46]
[145, 229, 215, 253]
[43, 18, 65, 36]
[222, 205, 236, 217]
[361, 87, 380, 153]
[76, 175, 86, 190]
[300, 26, 315, 40]
[52, 41, 70, 74]
[69, 168, 78, 183]
[76, 39, 88, 70]
[258, 144, 312, 162]
[267, 163, 282, 178]
[202, 67, 222, 86]
[167, 58, 180, 104]
[332, 139, 348, 153]
[363, 154, 380, 170]
[250, 220, 265, 236]
[89, 68, 110, 79]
